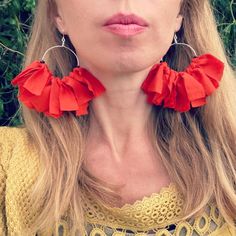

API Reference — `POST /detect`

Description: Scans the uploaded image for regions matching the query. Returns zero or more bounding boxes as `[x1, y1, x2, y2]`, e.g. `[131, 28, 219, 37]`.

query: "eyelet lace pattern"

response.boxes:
[55, 183, 226, 236]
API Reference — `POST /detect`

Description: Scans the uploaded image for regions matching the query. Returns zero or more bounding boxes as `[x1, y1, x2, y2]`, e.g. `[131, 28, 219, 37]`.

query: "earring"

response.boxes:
[141, 33, 225, 112]
[11, 34, 106, 118]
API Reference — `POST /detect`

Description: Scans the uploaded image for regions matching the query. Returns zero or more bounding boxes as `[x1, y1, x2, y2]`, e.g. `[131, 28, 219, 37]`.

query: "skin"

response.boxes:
[54, 0, 183, 206]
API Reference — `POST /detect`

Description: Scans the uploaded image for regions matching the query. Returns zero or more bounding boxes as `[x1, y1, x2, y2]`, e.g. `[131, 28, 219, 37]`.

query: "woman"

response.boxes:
[0, 0, 235, 235]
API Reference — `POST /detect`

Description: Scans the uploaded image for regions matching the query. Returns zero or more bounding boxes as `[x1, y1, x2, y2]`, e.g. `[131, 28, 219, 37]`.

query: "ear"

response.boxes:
[175, 14, 183, 32]
[54, 7, 68, 34]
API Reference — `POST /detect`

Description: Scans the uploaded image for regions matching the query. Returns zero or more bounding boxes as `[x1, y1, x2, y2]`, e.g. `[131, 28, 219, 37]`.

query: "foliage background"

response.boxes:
[0, 0, 235, 126]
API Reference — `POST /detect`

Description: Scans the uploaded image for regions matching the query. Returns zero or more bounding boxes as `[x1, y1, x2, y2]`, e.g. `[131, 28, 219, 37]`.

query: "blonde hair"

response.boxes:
[16, 0, 236, 235]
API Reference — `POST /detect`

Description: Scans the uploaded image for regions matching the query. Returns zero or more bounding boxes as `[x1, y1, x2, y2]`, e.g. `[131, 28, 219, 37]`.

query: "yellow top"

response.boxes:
[0, 126, 235, 236]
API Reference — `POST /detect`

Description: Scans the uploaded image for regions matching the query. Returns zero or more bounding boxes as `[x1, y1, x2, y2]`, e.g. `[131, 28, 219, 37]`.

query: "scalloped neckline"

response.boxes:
[105, 181, 178, 211]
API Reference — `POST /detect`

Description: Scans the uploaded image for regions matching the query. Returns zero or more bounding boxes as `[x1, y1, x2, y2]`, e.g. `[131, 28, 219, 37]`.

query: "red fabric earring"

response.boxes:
[141, 35, 225, 112]
[11, 34, 225, 118]
[11, 35, 106, 118]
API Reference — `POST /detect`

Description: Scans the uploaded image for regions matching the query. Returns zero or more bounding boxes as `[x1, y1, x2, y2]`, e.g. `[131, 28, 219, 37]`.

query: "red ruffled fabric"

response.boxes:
[11, 61, 106, 118]
[141, 53, 224, 112]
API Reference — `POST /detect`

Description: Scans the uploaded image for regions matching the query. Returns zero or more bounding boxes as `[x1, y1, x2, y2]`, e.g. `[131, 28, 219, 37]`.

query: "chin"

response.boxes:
[81, 52, 159, 75]
[114, 57, 156, 73]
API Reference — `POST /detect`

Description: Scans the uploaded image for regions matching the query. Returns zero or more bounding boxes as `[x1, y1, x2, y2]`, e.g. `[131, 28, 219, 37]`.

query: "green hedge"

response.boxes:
[0, 0, 235, 126]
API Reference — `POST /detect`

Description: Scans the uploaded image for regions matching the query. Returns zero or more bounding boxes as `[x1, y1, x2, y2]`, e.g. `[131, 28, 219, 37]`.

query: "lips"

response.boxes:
[103, 13, 149, 27]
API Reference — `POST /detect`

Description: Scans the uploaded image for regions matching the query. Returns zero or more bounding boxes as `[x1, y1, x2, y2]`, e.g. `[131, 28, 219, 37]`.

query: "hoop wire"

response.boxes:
[170, 34, 197, 57]
[41, 35, 80, 66]
[161, 33, 198, 62]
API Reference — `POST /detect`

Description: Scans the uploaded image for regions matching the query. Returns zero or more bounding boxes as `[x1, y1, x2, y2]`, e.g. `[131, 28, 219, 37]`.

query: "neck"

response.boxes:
[85, 65, 155, 163]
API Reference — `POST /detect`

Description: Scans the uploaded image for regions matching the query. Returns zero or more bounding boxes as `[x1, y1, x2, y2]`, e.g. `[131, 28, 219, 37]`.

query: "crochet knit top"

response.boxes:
[0, 126, 235, 236]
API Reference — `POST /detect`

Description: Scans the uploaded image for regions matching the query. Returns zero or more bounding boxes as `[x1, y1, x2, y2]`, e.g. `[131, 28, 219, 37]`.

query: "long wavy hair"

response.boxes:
[16, 0, 236, 235]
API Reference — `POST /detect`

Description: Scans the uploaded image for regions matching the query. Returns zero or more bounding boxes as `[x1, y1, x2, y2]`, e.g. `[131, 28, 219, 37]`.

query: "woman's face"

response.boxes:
[54, 0, 183, 74]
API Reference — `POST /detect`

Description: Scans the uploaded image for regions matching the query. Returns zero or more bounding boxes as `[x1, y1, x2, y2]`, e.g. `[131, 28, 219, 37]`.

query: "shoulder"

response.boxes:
[0, 126, 25, 170]
[0, 125, 29, 141]
[0, 126, 41, 234]
[0, 125, 40, 173]
[0, 125, 40, 202]
[0, 125, 29, 147]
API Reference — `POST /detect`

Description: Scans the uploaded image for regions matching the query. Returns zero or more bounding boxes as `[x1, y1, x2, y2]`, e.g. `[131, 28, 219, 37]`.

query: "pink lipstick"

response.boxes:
[103, 13, 149, 37]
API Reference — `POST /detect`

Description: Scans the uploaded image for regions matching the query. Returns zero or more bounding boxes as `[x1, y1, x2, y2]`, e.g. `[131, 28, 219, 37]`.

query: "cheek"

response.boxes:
[150, 4, 182, 51]
[63, 3, 96, 53]
[61, 1, 91, 37]
[149, 1, 181, 43]
[145, 17, 177, 58]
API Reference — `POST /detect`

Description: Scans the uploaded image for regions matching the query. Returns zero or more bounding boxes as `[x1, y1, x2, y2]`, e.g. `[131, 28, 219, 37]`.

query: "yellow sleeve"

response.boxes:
[0, 126, 18, 235]
[0, 127, 9, 235]
[0, 162, 7, 235]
